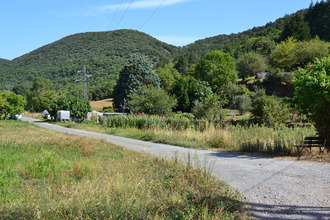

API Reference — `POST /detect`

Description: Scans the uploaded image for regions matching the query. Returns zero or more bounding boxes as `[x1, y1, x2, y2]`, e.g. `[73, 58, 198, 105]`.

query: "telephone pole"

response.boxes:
[76, 66, 92, 101]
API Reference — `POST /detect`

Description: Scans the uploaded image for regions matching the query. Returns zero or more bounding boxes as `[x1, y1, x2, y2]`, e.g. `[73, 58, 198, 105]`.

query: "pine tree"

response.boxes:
[113, 53, 160, 111]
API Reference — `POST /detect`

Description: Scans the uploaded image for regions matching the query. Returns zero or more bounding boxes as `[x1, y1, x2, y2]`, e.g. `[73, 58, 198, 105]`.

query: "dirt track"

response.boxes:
[23, 117, 330, 219]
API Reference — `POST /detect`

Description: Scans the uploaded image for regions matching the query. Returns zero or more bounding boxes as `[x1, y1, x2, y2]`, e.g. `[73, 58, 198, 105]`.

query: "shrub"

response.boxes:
[47, 96, 91, 122]
[251, 90, 291, 127]
[231, 94, 252, 115]
[127, 85, 177, 116]
[293, 56, 330, 143]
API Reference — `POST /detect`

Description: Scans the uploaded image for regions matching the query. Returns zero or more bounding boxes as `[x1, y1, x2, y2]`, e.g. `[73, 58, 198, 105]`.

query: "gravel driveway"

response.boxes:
[23, 117, 330, 219]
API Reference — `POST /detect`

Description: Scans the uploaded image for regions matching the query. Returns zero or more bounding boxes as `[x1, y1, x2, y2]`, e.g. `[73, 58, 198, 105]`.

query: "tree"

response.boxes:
[195, 50, 237, 92]
[192, 94, 228, 120]
[47, 96, 91, 122]
[280, 13, 311, 41]
[305, 0, 330, 41]
[236, 52, 267, 80]
[231, 94, 252, 115]
[293, 56, 330, 143]
[113, 53, 161, 111]
[251, 90, 291, 127]
[127, 85, 177, 116]
[155, 62, 181, 91]
[171, 76, 213, 112]
[27, 77, 56, 112]
[270, 37, 298, 71]
[0, 91, 27, 119]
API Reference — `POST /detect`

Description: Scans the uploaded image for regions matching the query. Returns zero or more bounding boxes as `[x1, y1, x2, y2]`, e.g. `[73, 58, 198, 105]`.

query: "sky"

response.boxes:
[0, 0, 313, 60]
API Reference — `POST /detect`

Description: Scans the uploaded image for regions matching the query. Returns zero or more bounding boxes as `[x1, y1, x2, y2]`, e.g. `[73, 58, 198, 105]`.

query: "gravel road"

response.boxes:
[23, 117, 330, 219]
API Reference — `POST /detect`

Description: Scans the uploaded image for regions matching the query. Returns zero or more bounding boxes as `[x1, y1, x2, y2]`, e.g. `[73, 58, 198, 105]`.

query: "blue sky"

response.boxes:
[1, 0, 312, 60]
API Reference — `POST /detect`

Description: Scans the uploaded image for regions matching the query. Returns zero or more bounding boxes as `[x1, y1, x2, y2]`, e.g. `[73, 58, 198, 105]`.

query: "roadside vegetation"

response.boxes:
[0, 120, 246, 219]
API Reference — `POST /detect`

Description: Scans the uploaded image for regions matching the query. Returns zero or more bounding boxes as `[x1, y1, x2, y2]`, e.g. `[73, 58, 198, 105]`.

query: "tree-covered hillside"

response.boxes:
[0, 58, 10, 66]
[0, 29, 181, 90]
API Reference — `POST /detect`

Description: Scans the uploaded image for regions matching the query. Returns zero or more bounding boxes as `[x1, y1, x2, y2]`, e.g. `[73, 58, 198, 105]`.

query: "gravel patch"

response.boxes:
[23, 117, 330, 219]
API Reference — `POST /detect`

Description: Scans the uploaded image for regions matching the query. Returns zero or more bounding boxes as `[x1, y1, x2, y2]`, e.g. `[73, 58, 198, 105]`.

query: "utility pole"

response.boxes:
[76, 66, 92, 101]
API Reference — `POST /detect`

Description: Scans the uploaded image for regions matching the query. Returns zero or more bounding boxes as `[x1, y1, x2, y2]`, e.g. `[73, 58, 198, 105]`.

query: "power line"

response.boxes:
[139, 0, 166, 31]
[114, 0, 134, 30]
[107, 0, 126, 30]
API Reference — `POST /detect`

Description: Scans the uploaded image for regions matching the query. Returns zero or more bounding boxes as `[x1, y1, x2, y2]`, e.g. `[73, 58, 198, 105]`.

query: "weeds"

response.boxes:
[0, 120, 246, 219]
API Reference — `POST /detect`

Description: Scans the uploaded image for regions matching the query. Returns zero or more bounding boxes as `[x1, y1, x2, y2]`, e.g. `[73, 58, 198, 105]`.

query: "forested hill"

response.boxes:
[184, 0, 329, 56]
[0, 29, 181, 90]
[0, 58, 10, 66]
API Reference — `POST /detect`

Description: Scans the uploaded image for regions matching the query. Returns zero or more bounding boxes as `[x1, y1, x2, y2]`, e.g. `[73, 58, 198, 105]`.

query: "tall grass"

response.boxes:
[101, 114, 316, 155]
[0, 120, 246, 219]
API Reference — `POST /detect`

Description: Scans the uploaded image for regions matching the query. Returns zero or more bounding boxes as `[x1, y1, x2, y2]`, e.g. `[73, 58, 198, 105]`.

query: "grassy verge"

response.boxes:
[57, 118, 321, 157]
[0, 120, 246, 219]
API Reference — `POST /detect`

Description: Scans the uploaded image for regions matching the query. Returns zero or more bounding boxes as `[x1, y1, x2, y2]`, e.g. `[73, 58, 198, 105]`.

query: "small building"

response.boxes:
[255, 72, 268, 79]
[57, 110, 70, 121]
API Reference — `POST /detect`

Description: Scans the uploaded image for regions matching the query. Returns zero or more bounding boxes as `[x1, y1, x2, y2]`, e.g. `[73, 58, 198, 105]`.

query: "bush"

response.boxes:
[0, 91, 27, 119]
[293, 56, 330, 143]
[231, 94, 252, 115]
[251, 90, 291, 127]
[127, 85, 177, 116]
[47, 96, 91, 122]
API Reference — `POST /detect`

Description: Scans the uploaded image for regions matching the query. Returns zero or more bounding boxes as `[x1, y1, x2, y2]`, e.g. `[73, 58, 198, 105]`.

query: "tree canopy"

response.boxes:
[195, 50, 237, 92]
[293, 56, 330, 142]
[0, 91, 26, 119]
[113, 53, 161, 111]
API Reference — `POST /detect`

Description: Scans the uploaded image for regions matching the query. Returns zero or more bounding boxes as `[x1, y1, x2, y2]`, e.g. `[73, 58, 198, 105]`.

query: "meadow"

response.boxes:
[0, 120, 246, 219]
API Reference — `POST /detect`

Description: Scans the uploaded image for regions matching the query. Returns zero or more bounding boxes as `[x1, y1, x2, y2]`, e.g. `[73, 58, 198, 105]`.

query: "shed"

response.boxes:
[57, 110, 70, 121]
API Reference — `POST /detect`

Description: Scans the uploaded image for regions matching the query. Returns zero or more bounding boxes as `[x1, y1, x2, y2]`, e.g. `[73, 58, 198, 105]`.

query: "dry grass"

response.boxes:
[0, 120, 246, 219]
[90, 98, 113, 111]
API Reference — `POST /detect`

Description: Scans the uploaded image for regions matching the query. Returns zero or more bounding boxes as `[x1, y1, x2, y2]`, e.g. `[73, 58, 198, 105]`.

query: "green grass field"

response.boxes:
[0, 120, 246, 219]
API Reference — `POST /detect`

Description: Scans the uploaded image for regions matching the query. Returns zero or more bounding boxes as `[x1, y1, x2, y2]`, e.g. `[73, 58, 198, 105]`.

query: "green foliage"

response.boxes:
[280, 13, 311, 41]
[270, 37, 329, 71]
[305, 0, 330, 41]
[0, 91, 26, 119]
[231, 94, 252, 115]
[26, 77, 56, 112]
[293, 56, 330, 142]
[113, 53, 161, 111]
[174, 52, 202, 75]
[195, 50, 237, 92]
[155, 62, 180, 91]
[236, 52, 268, 79]
[192, 94, 228, 120]
[127, 85, 177, 116]
[251, 90, 291, 127]
[270, 37, 298, 71]
[171, 76, 213, 112]
[47, 95, 91, 121]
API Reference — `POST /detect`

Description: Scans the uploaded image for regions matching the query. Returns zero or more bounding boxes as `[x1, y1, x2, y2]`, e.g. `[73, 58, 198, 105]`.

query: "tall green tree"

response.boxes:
[0, 91, 27, 119]
[293, 56, 330, 143]
[280, 13, 311, 41]
[127, 85, 177, 116]
[195, 50, 237, 92]
[236, 52, 268, 80]
[270, 37, 298, 71]
[171, 76, 213, 112]
[305, 0, 330, 41]
[113, 53, 161, 111]
[27, 77, 56, 112]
